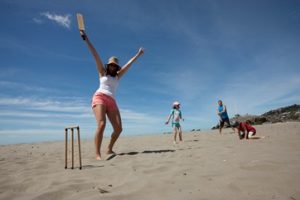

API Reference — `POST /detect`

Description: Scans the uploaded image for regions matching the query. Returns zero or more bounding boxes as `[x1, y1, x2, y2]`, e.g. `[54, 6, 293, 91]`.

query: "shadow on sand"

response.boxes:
[117, 149, 175, 156]
[77, 149, 176, 169]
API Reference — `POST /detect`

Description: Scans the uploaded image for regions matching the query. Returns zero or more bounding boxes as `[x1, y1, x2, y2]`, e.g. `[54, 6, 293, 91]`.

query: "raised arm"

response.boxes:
[117, 47, 144, 78]
[80, 30, 105, 77]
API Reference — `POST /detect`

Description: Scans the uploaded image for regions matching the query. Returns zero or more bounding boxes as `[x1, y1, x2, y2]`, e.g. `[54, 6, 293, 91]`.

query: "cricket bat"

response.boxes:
[76, 13, 86, 40]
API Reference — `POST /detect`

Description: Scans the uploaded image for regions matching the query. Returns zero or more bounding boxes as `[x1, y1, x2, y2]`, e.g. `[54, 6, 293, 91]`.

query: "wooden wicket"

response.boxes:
[65, 125, 82, 170]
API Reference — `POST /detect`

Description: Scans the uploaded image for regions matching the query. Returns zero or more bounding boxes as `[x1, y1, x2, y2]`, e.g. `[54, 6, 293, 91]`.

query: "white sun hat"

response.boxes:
[173, 101, 180, 106]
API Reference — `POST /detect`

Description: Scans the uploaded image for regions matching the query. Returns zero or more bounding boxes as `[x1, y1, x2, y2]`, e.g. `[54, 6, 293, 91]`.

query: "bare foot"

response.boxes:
[106, 150, 116, 155]
[96, 154, 102, 160]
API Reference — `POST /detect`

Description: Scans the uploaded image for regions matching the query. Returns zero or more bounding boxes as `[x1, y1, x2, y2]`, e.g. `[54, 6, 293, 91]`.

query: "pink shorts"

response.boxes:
[91, 92, 119, 112]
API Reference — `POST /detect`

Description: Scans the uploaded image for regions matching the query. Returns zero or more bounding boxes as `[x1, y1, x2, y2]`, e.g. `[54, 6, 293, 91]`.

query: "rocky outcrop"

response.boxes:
[261, 104, 300, 123]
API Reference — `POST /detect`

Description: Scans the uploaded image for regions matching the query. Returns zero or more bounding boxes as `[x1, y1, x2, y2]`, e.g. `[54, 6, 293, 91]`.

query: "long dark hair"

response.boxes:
[105, 64, 121, 77]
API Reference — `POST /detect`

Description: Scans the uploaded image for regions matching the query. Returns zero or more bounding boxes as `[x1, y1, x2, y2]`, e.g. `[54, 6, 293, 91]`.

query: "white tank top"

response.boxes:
[96, 75, 119, 98]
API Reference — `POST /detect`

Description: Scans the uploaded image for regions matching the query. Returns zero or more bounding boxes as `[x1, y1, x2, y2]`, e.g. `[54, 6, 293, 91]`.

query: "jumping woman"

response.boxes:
[80, 30, 144, 160]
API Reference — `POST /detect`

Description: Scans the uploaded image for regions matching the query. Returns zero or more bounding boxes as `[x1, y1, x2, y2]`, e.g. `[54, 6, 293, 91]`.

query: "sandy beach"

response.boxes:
[1, 122, 300, 200]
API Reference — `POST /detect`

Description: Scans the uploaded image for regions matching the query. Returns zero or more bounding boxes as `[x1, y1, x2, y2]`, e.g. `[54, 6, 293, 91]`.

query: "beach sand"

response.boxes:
[1, 122, 300, 200]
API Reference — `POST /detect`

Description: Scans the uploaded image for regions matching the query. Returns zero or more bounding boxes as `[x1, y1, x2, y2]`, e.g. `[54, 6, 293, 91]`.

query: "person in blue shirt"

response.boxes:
[216, 100, 233, 134]
[166, 101, 184, 144]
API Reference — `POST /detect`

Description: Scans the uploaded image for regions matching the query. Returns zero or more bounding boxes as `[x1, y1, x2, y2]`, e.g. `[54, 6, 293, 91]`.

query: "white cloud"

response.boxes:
[219, 73, 300, 115]
[0, 96, 162, 122]
[0, 118, 69, 128]
[0, 97, 90, 113]
[0, 129, 62, 136]
[0, 67, 22, 78]
[120, 111, 166, 135]
[0, 96, 164, 136]
[40, 12, 71, 29]
[0, 81, 61, 94]
[33, 17, 43, 24]
[0, 111, 92, 119]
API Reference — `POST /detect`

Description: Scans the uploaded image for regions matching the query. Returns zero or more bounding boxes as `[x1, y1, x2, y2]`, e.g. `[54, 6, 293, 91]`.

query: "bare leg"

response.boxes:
[106, 109, 122, 154]
[93, 105, 106, 160]
[173, 126, 178, 143]
[219, 123, 223, 134]
[227, 122, 235, 133]
[248, 132, 261, 139]
[178, 126, 183, 141]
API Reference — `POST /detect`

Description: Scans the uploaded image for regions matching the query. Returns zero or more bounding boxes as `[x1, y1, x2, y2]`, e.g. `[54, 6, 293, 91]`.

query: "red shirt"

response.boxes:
[238, 122, 256, 133]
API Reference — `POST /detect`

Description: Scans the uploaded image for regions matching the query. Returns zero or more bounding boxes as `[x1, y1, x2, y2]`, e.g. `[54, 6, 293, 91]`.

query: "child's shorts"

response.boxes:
[172, 122, 181, 128]
[92, 92, 119, 112]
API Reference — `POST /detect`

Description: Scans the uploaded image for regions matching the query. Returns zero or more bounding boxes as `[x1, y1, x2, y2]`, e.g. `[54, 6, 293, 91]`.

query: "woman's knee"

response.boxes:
[96, 121, 106, 130]
[114, 126, 123, 135]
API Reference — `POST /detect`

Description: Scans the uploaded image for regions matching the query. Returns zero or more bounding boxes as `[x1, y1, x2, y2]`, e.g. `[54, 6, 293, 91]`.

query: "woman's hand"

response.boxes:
[79, 30, 87, 41]
[137, 47, 144, 56]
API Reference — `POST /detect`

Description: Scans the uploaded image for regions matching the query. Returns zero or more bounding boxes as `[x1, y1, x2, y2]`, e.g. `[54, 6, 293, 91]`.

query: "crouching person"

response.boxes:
[232, 121, 261, 140]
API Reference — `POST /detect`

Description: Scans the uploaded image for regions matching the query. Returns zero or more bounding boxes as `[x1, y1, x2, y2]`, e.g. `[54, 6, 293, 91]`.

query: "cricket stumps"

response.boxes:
[65, 125, 82, 170]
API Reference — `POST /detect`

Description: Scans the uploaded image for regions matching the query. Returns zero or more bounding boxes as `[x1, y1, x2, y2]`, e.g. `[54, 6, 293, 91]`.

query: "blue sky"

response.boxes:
[0, 0, 300, 144]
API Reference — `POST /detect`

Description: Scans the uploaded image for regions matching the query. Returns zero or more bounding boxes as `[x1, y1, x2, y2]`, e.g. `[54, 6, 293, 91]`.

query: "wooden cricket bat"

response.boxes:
[76, 13, 86, 40]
